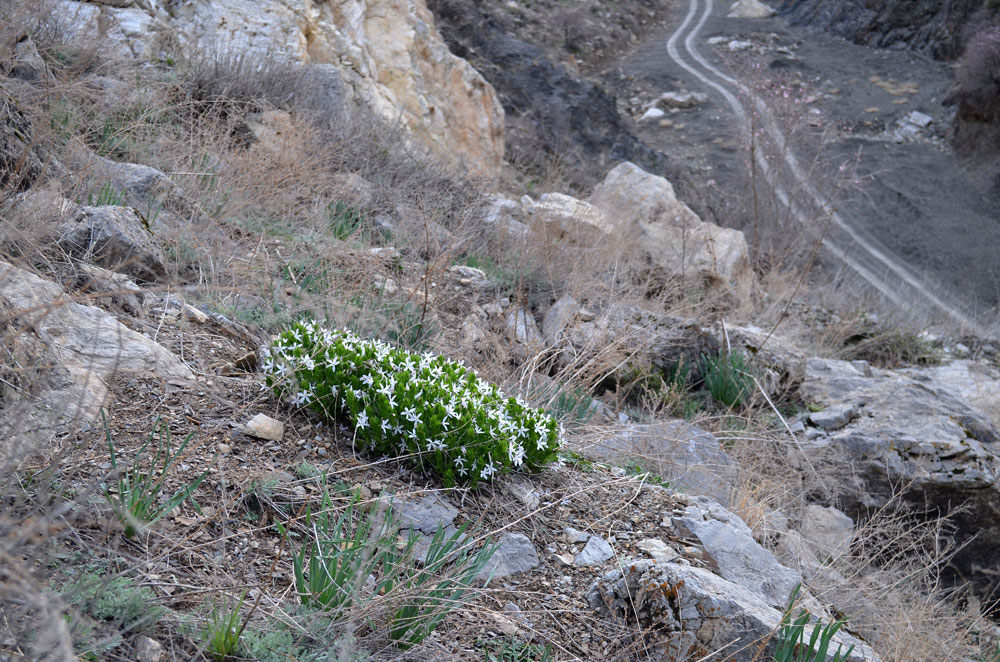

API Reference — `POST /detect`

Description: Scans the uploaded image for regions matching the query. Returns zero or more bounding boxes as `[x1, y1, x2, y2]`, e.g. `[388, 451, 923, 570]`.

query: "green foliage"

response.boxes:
[280, 488, 394, 617]
[204, 592, 246, 661]
[773, 585, 855, 662]
[278, 481, 496, 649]
[262, 321, 563, 488]
[63, 572, 166, 636]
[387, 523, 496, 649]
[700, 351, 754, 408]
[85, 180, 125, 207]
[328, 201, 383, 241]
[102, 411, 207, 538]
[482, 637, 554, 662]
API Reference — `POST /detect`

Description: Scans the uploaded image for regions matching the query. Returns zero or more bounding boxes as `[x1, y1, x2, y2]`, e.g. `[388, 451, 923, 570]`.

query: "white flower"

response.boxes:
[508, 442, 525, 467]
[402, 406, 418, 422]
[454, 456, 467, 475]
[381, 419, 392, 435]
[356, 411, 369, 430]
[426, 438, 446, 452]
[292, 389, 313, 407]
[480, 461, 498, 480]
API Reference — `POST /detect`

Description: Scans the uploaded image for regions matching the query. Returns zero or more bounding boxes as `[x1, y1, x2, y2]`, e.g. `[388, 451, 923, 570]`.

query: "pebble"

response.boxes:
[244, 413, 284, 441]
[216, 443, 231, 454]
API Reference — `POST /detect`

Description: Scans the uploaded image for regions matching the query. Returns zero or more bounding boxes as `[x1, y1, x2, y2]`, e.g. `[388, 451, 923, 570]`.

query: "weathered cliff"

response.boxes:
[53, 0, 505, 175]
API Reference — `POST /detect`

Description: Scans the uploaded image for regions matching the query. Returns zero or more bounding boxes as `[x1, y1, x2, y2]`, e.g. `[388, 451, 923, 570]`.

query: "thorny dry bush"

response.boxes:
[1, 2, 999, 661]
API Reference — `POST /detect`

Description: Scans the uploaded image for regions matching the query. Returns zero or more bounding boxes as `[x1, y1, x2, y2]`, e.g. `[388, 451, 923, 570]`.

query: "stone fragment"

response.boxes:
[479, 533, 540, 580]
[244, 414, 285, 441]
[57, 206, 166, 282]
[728, 0, 776, 18]
[637, 538, 679, 563]
[588, 421, 737, 505]
[0, 261, 192, 458]
[542, 294, 579, 346]
[656, 91, 708, 109]
[800, 505, 854, 561]
[134, 635, 163, 662]
[588, 561, 876, 662]
[640, 107, 666, 121]
[575, 535, 614, 566]
[808, 403, 857, 431]
[394, 494, 458, 534]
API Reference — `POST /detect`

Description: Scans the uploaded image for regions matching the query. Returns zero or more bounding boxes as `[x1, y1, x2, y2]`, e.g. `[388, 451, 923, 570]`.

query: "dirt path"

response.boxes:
[606, 0, 1000, 334]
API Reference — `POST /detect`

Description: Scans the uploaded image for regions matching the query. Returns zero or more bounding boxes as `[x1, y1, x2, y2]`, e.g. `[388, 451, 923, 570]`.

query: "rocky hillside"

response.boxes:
[777, 0, 1000, 60]
[2, 1, 1000, 661]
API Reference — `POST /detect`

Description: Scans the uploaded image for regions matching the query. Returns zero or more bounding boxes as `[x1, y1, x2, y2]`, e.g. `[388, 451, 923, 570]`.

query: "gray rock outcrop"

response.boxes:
[672, 496, 801, 609]
[57, 205, 166, 282]
[800, 357, 1000, 598]
[0, 261, 193, 457]
[588, 560, 876, 662]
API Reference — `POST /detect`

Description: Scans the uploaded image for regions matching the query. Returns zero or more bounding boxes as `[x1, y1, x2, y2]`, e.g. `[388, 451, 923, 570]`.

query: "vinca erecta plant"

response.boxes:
[261, 321, 563, 487]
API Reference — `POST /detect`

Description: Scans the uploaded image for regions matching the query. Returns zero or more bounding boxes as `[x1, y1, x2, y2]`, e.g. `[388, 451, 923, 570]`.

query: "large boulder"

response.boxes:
[800, 357, 1000, 599]
[589, 162, 754, 309]
[57, 205, 167, 282]
[588, 560, 876, 662]
[58, 0, 505, 176]
[0, 262, 193, 458]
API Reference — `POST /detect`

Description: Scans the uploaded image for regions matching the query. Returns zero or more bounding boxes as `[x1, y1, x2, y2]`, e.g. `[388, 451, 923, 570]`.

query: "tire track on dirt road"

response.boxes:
[665, 0, 989, 335]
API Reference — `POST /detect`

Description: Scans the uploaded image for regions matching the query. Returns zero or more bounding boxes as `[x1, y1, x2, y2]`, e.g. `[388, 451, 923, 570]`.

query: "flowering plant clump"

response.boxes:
[261, 321, 563, 487]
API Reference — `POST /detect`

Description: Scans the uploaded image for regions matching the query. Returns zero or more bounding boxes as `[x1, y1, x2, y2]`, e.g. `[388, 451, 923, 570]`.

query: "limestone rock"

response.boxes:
[588, 560, 876, 662]
[587, 421, 737, 505]
[800, 505, 854, 561]
[479, 533, 540, 580]
[243, 414, 285, 441]
[637, 538, 679, 563]
[505, 308, 544, 350]
[656, 91, 708, 109]
[672, 496, 801, 608]
[133, 635, 163, 662]
[589, 162, 753, 309]
[0, 262, 192, 458]
[394, 494, 458, 533]
[167, 0, 505, 175]
[728, 0, 777, 18]
[800, 356, 1000, 598]
[529, 193, 613, 238]
[574, 535, 614, 566]
[808, 403, 858, 431]
[57, 206, 166, 282]
[542, 295, 579, 347]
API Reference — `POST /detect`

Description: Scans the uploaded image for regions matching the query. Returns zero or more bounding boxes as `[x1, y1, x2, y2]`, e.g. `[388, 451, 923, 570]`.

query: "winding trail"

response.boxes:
[665, 0, 989, 335]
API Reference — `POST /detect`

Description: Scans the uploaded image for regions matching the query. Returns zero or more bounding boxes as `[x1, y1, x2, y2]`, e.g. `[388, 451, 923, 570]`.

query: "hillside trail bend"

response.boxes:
[618, 0, 1000, 335]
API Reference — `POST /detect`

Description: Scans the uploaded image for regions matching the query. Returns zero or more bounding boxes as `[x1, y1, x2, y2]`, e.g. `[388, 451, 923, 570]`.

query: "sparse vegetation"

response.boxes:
[102, 412, 206, 538]
[0, 2, 996, 661]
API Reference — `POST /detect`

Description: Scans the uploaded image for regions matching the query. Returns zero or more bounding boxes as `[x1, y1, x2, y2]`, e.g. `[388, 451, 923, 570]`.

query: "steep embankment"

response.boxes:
[777, 0, 999, 60]
[429, 0, 672, 189]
